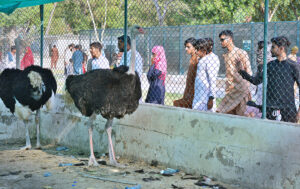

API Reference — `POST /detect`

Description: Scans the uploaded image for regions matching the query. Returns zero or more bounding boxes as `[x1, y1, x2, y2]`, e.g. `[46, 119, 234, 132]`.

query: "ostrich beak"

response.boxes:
[138, 27, 145, 34]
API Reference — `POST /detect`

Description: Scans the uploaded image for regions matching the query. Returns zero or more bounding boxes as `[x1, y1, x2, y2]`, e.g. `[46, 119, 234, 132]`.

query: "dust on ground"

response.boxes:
[0, 141, 241, 189]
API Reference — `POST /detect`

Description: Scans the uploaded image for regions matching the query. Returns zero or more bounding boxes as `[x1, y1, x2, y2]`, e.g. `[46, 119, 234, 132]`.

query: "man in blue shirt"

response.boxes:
[72, 45, 84, 75]
[117, 35, 143, 77]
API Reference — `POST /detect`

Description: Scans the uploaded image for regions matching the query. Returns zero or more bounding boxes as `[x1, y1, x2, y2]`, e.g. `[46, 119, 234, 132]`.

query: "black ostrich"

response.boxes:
[65, 26, 144, 166]
[0, 65, 57, 149]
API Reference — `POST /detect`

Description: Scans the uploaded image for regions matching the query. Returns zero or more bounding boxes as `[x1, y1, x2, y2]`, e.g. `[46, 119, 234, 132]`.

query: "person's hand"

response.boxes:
[207, 99, 213, 110]
[296, 109, 300, 122]
[238, 70, 247, 79]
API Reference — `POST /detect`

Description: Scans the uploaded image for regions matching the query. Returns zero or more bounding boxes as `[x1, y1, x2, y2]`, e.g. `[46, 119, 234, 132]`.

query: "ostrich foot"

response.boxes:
[20, 145, 31, 150]
[88, 156, 99, 167]
[109, 159, 126, 168]
[35, 144, 42, 150]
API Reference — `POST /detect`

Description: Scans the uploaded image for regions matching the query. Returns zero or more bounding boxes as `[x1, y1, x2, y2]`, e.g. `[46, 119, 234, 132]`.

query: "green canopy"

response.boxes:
[0, 0, 63, 15]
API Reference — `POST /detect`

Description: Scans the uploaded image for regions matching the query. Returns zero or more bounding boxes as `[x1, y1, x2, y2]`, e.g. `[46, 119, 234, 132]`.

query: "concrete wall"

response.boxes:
[1, 95, 300, 189]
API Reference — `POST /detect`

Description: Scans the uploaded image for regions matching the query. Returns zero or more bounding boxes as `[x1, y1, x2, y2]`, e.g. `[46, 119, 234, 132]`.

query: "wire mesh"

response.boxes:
[0, 0, 300, 122]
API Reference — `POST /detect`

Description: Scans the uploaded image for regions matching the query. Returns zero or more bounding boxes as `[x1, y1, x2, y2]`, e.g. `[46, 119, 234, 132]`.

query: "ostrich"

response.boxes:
[0, 65, 57, 149]
[65, 25, 144, 166]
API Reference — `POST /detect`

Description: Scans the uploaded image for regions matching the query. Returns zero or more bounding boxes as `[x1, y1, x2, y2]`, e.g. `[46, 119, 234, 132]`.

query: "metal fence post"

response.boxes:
[179, 25, 183, 74]
[89, 30, 92, 45]
[213, 25, 216, 52]
[40, 4, 44, 67]
[123, 0, 128, 66]
[148, 27, 152, 66]
[274, 22, 277, 37]
[297, 21, 300, 56]
[262, 0, 269, 119]
[250, 22, 255, 72]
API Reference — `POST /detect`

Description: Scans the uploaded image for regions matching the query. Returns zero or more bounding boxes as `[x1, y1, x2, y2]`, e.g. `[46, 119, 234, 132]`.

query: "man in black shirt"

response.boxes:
[239, 36, 300, 123]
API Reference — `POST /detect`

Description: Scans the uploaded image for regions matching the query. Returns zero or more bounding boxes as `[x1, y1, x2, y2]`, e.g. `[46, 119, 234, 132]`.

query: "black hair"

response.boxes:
[117, 35, 131, 46]
[11, 46, 16, 51]
[271, 36, 291, 52]
[90, 42, 103, 51]
[195, 38, 209, 53]
[204, 37, 214, 53]
[184, 37, 197, 47]
[219, 30, 233, 39]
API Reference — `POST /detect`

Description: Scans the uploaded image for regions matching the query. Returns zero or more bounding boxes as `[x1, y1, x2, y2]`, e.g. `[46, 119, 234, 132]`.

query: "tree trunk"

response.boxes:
[152, 0, 174, 26]
[45, 3, 57, 36]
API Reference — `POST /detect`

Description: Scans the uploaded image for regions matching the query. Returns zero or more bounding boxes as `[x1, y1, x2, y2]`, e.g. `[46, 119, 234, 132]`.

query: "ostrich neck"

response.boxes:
[129, 36, 136, 74]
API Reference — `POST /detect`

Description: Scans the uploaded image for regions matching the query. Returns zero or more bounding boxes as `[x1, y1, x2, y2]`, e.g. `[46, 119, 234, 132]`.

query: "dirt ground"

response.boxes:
[0, 141, 240, 189]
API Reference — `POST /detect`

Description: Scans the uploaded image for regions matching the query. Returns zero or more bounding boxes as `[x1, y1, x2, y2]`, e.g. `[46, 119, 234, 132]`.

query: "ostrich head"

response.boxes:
[28, 71, 45, 100]
[130, 25, 145, 37]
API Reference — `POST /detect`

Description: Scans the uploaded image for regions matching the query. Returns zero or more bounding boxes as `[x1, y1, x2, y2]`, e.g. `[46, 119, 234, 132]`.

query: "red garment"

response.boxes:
[21, 47, 34, 70]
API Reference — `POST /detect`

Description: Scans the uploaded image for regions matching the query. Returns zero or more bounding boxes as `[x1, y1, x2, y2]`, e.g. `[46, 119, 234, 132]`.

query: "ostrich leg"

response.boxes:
[105, 118, 124, 167]
[20, 120, 32, 150]
[88, 120, 99, 166]
[35, 109, 41, 149]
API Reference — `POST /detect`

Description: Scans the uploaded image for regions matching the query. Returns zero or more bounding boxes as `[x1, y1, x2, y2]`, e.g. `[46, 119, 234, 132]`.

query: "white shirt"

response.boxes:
[120, 50, 143, 77]
[64, 49, 73, 64]
[5, 52, 16, 69]
[192, 52, 220, 111]
[88, 56, 110, 71]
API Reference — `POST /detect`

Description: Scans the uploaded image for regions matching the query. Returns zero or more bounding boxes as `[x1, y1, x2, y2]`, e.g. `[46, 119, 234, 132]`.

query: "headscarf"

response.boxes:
[21, 47, 34, 70]
[151, 46, 167, 75]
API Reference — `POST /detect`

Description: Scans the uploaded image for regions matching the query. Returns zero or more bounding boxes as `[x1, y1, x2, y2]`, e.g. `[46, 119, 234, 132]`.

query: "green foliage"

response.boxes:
[0, 0, 299, 36]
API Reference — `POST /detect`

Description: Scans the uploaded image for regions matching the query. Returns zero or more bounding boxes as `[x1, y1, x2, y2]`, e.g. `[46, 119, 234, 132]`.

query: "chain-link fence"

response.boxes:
[1, 0, 300, 123]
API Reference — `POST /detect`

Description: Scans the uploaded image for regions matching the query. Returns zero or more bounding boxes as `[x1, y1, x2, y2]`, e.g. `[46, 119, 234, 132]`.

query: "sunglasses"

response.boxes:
[220, 38, 228, 42]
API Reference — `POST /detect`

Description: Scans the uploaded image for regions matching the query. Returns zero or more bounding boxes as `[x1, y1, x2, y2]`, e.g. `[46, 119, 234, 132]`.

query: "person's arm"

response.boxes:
[147, 64, 161, 81]
[239, 69, 263, 85]
[207, 57, 219, 109]
[293, 62, 300, 122]
[240, 50, 252, 75]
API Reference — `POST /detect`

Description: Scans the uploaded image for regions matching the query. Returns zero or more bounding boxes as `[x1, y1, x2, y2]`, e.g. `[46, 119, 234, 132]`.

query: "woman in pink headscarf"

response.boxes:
[21, 47, 34, 70]
[145, 46, 167, 105]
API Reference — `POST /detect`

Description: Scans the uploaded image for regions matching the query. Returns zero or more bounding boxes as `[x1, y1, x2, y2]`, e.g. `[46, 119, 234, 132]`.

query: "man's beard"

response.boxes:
[271, 52, 276, 57]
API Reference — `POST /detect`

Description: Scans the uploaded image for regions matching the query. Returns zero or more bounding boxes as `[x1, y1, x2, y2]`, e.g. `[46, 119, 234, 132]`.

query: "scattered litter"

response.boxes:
[181, 175, 199, 180]
[43, 186, 52, 189]
[10, 170, 21, 175]
[134, 169, 144, 174]
[125, 185, 141, 189]
[148, 171, 160, 174]
[194, 181, 227, 189]
[142, 176, 160, 182]
[59, 163, 73, 167]
[78, 152, 85, 156]
[79, 172, 137, 185]
[73, 181, 77, 183]
[0, 173, 10, 177]
[24, 174, 32, 178]
[74, 162, 85, 166]
[9, 160, 15, 162]
[72, 184, 76, 187]
[160, 168, 179, 176]
[41, 167, 47, 170]
[97, 160, 106, 165]
[43, 172, 52, 177]
[171, 184, 184, 189]
[56, 146, 69, 151]
[150, 160, 158, 167]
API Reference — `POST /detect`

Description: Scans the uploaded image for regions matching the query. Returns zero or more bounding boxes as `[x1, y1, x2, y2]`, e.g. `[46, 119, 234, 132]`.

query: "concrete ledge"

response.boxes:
[1, 95, 300, 189]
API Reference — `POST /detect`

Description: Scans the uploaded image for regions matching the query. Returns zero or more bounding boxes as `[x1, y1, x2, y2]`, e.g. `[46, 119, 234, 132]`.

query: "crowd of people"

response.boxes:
[1, 30, 300, 123]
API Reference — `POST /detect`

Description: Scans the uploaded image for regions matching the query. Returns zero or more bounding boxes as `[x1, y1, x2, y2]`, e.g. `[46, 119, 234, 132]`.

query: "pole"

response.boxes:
[40, 5, 44, 67]
[262, 0, 269, 119]
[123, 0, 128, 66]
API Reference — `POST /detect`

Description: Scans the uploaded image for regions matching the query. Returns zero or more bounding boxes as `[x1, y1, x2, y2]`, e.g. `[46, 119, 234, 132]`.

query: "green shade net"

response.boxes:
[0, 0, 63, 15]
